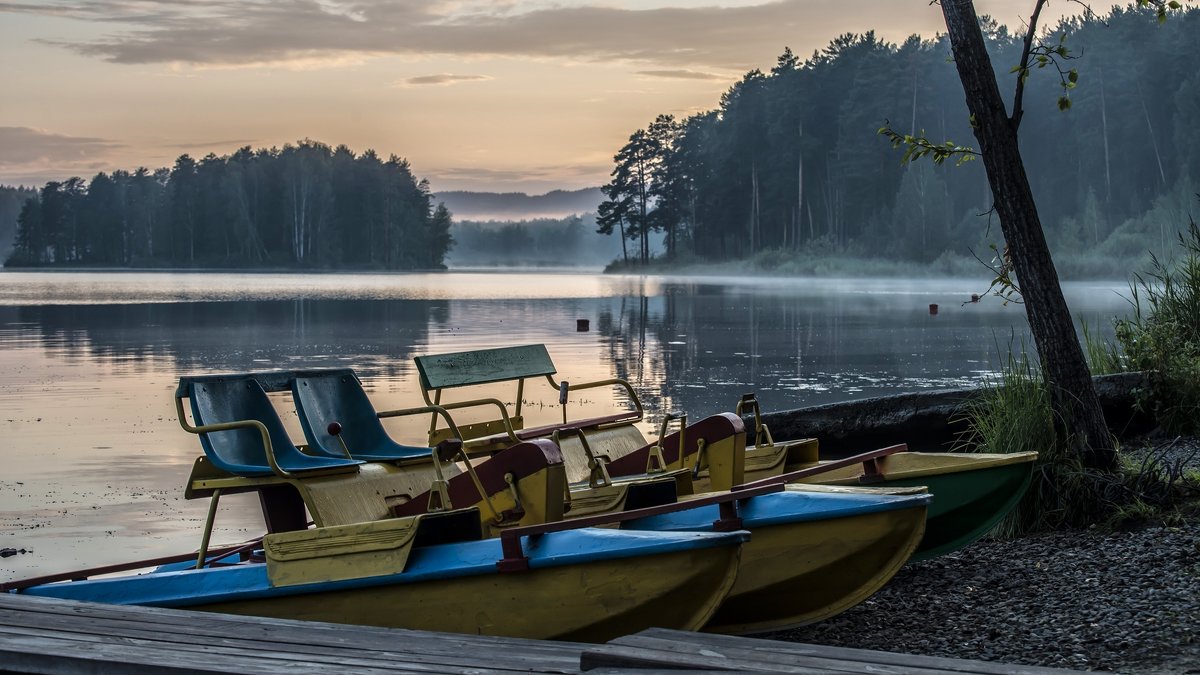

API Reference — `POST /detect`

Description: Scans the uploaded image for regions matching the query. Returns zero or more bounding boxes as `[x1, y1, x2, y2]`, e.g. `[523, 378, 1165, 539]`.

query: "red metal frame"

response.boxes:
[496, 442, 909, 572]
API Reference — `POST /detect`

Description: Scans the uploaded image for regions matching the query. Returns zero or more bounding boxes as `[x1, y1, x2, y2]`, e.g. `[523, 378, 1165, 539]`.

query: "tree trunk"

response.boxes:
[797, 122, 804, 250]
[941, 0, 1116, 470]
[1099, 66, 1112, 205]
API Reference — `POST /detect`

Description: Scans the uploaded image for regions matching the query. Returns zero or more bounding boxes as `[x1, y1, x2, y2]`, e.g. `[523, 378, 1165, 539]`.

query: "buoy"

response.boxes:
[576, 319, 590, 332]
[929, 304, 939, 315]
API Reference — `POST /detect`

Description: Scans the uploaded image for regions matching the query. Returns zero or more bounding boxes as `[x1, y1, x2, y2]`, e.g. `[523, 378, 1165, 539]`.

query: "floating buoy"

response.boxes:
[576, 319, 590, 332]
[929, 304, 939, 315]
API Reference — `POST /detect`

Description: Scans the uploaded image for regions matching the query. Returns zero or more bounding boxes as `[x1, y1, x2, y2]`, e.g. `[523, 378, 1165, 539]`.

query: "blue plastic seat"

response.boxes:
[184, 375, 363, 477]
[292, 369, 434, 462]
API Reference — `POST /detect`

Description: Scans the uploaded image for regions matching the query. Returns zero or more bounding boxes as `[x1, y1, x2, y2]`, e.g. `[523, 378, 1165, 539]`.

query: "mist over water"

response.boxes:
[0, 271, 1130, 579]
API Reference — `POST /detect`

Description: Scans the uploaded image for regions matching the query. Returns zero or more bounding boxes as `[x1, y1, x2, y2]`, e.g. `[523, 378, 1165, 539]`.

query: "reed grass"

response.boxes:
[1114, 217, 1200, 434]
[957, 343, 1200, 534]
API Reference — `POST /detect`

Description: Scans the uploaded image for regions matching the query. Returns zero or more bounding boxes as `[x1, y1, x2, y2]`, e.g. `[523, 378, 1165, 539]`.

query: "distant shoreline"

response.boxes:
[0, 258, 1137, 283]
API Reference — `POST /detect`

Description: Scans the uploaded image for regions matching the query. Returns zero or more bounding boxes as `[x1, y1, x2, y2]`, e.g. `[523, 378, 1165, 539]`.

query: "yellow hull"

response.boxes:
[794, 451, 1038, 484]
[193, 545, 742, 643]
[704, 500, 927, 635]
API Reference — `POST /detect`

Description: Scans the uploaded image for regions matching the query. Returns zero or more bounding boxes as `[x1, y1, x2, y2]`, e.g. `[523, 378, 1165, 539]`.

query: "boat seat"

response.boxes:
[292, 369, 433, 462]
[414, 343, 644, 447]
[182, 375, 363, 478]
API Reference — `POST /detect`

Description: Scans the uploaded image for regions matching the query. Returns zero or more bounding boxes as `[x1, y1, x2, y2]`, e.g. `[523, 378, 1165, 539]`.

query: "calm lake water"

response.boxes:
[0, 270, 1130, 580]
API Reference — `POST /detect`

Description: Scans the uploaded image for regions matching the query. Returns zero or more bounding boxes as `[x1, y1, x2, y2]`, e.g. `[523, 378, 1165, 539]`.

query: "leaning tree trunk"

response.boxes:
[941, 0, 1116, 470]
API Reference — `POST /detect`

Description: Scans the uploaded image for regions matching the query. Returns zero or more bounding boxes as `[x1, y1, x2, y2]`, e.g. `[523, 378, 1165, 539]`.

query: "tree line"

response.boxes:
[6, 140, 452, 269]
[599, 5, 1200, 268]
[0, 186, 37, 259]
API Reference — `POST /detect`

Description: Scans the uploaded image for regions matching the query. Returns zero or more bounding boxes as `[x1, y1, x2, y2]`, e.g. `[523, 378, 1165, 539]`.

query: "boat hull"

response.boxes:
[18, 528, 745, 643]
[199, 545, 740, 642]
[624, 489, 930, 635]
[797, 452, 1037, 560]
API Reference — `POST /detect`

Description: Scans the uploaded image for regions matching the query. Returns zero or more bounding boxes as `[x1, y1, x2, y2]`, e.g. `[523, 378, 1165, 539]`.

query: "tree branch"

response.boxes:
[878, 123, 980, 166]
[1011, 0, 1048, 131]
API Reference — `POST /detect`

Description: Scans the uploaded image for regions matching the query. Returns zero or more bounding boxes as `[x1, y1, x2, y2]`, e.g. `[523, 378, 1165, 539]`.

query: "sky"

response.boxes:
[0, 0, 1073, 194]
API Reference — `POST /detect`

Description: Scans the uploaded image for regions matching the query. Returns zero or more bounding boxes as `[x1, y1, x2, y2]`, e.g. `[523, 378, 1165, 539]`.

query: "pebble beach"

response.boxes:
[777, 438, 1200, 674]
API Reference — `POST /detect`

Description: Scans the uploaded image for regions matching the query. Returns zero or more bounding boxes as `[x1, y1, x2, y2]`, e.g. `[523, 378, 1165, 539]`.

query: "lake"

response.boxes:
[0, 269, 1131, 581]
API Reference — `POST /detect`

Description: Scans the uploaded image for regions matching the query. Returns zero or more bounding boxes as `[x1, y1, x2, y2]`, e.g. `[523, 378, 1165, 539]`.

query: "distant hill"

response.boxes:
[434, 188, 603, 221]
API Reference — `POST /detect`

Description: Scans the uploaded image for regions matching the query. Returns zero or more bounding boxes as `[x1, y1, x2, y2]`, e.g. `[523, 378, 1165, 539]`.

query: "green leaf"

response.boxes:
[1057, 96, 1072, 111]
[1168, 0, 1181, 8]
[1068, 69, 1079, 83]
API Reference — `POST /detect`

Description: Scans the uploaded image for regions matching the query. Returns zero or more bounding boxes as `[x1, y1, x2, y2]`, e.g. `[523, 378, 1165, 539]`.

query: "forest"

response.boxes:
[599, 6, 1200, 275]
[5, 140, 452, 269]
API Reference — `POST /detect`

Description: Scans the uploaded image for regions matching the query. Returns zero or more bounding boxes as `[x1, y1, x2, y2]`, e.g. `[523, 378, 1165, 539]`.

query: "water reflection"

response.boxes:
[0, 272, 1129, 580]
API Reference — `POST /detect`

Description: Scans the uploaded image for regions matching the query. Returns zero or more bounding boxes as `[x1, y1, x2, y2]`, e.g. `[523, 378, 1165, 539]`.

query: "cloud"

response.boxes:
[0, 127, 126, 186]
[161, 138, 257, 150]
[0, 126, 123, 168]
[402, 73, 492, 86]
[636, 69, 726, 80]
[3, 0, 958, 71]
[425, 161, 608, 192]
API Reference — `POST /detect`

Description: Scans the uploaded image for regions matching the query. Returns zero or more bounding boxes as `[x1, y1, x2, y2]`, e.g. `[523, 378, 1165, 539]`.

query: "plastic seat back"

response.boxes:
[293, 370, 432, 461]
[188, 375, 361, 476]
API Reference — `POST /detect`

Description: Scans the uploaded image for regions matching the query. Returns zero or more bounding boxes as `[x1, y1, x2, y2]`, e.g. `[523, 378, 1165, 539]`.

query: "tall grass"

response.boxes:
[1114, 217, 1200, 434]
[959, 341, 1199, 535]
[954, 350, 1103, 534]
[1080, 319, 1126, 376]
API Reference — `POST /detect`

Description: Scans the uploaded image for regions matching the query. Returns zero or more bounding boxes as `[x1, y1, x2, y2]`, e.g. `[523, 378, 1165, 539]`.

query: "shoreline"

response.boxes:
[774, 521, 1200, 673]
[774, 436, 1200, 673]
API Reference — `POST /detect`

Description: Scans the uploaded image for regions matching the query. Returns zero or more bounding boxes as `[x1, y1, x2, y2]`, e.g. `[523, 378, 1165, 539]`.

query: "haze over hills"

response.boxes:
[434, 187, 603, 222]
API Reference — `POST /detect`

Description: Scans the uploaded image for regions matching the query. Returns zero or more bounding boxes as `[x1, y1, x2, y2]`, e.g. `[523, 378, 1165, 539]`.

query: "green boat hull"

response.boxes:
[870, 461, 1034, 561]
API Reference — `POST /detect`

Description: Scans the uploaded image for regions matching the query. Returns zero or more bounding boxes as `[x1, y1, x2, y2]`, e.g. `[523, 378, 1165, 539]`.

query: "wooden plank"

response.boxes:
[582, 639, 968, 674]
[624, 629, 1095, 675]
[414, 344, 555, 390]
[585, 670, 746, 675]
[0, 596, 584, 673]
[0, 615, 571, 674]
[0, 630, 426, 674]
[0, 594, 584, 661]
[579, 643, 750, 673]
[0, 623, 494, 674]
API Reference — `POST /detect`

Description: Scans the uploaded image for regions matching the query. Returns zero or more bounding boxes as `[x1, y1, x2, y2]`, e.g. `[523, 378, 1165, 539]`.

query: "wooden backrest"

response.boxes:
[414, 344, 556, 391]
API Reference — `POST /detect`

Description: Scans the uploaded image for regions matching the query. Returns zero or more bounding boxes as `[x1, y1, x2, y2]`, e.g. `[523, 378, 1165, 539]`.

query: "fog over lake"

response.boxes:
[0, 270, 1129, 580]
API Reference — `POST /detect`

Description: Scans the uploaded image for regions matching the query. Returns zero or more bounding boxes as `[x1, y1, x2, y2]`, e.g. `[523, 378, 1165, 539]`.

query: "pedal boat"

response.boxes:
[455, 359, 1032, 563]
[383, 352, 934, 635]
[8, 520, 747, 642]
[182, 359, 929, 636]
[623, 486, 930, 634]
[701, 394, 1038, 561]
[1, 373, 749, 643]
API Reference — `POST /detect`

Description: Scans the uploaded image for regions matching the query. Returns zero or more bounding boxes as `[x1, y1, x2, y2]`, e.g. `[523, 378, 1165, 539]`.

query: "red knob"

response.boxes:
[327, 422, 343, 436]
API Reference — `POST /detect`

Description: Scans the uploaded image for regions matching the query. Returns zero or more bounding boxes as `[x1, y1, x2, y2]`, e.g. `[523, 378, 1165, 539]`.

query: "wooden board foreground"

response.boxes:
[0, 593, 1093, 674]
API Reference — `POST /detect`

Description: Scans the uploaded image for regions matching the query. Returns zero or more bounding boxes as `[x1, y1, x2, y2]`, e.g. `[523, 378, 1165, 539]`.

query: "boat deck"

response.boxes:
[0, 593, 1093, 674]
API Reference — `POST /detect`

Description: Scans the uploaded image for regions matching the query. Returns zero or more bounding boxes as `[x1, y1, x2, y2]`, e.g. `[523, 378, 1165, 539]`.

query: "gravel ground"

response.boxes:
[773, 518, 1200, 673]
